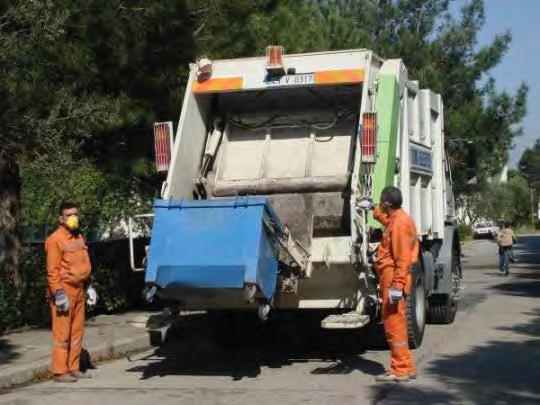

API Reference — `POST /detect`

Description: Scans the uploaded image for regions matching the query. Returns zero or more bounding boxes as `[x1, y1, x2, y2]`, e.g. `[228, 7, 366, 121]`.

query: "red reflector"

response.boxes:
[361, 113, 377, 163]
[154, 122, 173, 172]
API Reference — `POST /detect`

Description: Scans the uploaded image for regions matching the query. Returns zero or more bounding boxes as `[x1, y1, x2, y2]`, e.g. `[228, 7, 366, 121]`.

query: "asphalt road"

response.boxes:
[1, 236, 539, 404]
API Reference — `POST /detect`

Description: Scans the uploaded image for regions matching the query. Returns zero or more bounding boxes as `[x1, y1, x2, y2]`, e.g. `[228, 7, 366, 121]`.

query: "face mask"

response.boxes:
[65, 215, 79, 231]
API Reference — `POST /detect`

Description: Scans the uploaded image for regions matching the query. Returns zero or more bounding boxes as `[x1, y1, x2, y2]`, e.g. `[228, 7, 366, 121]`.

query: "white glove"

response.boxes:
[86, 285, 98, 307]
[55, 289, 70, 313]
[388, 287, 403, 304]
[357, 198, 375, 210]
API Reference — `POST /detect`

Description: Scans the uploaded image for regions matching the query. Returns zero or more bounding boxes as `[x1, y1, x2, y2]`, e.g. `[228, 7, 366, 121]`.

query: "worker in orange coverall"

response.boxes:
[358, 186, 419, 382]
[45, 201, 97, 383]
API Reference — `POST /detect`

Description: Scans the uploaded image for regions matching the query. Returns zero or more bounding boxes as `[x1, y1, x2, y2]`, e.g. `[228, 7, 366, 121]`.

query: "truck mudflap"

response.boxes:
[145, 197, 284, 306]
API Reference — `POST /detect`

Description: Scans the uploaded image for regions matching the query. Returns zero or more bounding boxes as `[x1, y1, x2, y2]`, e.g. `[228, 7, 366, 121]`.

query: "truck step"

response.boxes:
[321, 312, 371, 329]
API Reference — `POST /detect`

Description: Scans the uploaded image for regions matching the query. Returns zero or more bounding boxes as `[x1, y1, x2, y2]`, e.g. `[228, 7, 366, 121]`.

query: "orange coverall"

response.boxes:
[373, 205, 419, 377]
[45, 226, 91, 375]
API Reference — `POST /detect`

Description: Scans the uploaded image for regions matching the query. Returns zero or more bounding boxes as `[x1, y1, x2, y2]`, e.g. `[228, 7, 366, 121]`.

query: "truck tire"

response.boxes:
[406, 266, 426, 349]
[427, 256, 459, 324]
[427, 296, 456, 324]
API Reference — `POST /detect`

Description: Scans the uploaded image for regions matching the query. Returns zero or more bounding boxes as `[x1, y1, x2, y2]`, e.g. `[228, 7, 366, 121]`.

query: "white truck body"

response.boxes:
[144, 48, 460, 333]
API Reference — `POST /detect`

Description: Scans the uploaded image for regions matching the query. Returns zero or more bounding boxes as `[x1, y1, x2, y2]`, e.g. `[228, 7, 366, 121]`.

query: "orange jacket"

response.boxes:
[45, 226, 91, 294]
[373, 205, 419, 290]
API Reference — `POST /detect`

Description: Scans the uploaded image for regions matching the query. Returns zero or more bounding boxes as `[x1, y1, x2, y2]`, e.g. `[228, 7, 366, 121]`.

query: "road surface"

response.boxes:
[1, 236, 539, 404]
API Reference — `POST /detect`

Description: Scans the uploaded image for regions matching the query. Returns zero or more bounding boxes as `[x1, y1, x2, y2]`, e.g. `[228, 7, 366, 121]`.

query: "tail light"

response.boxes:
[361, 113, 377, 163]
[154, 121, 174, 172]
[266, 45, 285, 74]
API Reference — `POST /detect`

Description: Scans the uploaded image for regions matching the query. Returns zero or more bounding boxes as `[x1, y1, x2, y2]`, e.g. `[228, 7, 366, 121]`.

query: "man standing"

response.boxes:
[45, 201, 97, 382]
[496, 221, 516, 276]
[359, 186, 418, 382]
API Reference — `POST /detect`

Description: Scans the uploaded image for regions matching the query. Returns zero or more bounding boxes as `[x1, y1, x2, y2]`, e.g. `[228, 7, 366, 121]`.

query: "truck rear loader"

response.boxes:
[136, 47, 461, 347]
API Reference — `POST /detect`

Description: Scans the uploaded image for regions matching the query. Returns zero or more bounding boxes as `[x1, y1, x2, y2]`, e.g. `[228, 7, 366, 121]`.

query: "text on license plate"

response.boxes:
[266, 73, 315, 86]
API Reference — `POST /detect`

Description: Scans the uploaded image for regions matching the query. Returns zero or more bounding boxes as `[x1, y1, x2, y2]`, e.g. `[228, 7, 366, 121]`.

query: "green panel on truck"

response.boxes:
[368, 74, 400, 227]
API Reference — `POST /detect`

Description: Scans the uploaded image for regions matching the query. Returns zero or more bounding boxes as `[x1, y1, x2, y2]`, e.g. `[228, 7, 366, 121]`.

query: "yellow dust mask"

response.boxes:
[65, 215, 79, 230]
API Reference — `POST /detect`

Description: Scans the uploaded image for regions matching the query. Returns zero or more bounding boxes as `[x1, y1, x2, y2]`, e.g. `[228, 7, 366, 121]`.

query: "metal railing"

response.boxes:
[128, 214, 154, 272]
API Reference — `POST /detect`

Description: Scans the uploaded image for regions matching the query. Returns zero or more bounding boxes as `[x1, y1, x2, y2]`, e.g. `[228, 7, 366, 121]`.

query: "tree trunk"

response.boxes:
[0, 148, 22, 289]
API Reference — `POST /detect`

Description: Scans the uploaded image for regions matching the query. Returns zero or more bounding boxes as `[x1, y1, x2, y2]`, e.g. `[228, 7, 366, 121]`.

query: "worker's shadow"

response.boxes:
[79, 348, 96, 372]
[126, 311, 385, 381]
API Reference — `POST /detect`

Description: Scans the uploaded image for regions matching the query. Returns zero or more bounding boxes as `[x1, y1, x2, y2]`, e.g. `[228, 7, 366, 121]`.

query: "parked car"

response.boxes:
[473, 221, 499, 239]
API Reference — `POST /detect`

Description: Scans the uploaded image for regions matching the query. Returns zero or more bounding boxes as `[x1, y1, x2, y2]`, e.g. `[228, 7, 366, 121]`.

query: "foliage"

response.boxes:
[0, 246, 50, 332]
[0, 240, 148, 333]
[0, 0, 172, 234]
[518, 138, 540, 191]
[458, 223, 472, 242]
[0, 1, 530, 313]
[490, 176, 531, 225]
[19, 156, 150, 238]
[89, 239, 148, 313]
[0, 0, 529, 227]
[0, 150, 21, 287]
[459, 173, 531, 227]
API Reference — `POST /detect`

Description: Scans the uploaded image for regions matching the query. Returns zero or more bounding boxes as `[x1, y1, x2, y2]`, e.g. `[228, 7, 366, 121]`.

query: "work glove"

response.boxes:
[86, 285, 98, 307]
[357, 198, 375, 211]
[55, 289, 70, 313]
[388, 287, 403, 305]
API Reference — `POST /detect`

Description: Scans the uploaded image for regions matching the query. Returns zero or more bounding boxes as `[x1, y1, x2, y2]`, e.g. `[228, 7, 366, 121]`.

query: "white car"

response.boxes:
[473, 221, 499, 239]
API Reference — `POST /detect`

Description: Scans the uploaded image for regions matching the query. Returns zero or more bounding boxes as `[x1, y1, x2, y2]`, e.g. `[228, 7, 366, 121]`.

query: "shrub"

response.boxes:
[0, 238, 150, 334]
[458, 224, 472, 241]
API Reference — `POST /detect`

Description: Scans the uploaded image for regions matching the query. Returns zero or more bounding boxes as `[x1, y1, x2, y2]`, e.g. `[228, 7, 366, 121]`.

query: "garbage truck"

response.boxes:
[135, 47, 461, 348]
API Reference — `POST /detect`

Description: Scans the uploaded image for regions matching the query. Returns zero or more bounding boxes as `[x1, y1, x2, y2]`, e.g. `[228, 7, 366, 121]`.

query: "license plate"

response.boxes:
[265, 73, 315, 87]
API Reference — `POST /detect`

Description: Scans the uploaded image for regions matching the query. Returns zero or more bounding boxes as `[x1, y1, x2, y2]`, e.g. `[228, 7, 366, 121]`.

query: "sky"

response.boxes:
[453, 0, 540, 167]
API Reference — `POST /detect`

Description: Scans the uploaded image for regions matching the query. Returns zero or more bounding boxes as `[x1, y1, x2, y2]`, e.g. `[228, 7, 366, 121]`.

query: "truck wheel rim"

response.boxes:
[451, 268, 460, 304]
[415, 280, 425, 330]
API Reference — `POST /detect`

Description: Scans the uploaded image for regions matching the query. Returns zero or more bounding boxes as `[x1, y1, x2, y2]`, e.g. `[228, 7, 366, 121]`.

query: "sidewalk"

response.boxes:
[0, 311, 170, 390]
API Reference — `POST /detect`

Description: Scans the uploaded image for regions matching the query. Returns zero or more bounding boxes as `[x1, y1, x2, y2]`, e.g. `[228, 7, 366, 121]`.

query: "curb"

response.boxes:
[0, 326, 167, 391]
[0, 361, 51, 391]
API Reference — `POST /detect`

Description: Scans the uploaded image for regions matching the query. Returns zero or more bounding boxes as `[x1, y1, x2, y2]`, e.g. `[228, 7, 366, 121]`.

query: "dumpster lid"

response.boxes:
[153, 196, 284, 230]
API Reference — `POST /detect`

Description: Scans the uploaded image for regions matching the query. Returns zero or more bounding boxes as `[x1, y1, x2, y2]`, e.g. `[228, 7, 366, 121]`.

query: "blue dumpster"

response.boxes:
[145, 197, 283, 306]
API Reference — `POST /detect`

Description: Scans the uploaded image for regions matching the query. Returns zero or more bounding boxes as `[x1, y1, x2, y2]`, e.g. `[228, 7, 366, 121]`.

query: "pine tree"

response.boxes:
[519, 139, 540, 191]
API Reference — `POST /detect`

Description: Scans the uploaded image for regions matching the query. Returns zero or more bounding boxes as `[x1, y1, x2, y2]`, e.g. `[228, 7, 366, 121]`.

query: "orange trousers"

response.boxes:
[379, 267, 416, 376]
[50, 287, 85, 375]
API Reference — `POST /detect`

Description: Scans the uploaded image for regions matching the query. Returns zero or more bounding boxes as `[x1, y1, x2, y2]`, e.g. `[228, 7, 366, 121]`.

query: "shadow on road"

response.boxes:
[370, 311, 540, 404]
[126, 311, 385, 381]
[490, 278, 540, 298]
[372, 384, 460, 404]
[514, 272, 540, 280]
[497, 310, 540, 338]
[0, 338, 19, 366]
[370, 235, 540, 404]
[457, 292, 487, 313]
[489, 235, 540, 299]
[429, 347, 539, 401]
